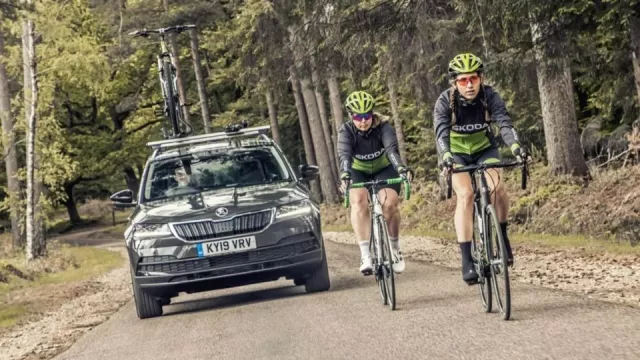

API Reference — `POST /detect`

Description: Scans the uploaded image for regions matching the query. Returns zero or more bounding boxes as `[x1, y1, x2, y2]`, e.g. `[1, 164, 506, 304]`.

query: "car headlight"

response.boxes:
[131, 224, 172, 240]
[276, 200, 313, 218]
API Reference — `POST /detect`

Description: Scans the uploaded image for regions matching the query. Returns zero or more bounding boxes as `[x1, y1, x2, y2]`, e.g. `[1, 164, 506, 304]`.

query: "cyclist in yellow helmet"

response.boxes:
[338, 90, 413, 275]
[434, 53, 530, 284]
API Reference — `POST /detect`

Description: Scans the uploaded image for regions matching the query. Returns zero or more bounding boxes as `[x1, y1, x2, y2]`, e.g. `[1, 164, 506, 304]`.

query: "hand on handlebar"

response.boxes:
[339, 172, 352, 195]
[398, 166, 414, 183]
[440, 152, 455, 176]
[513, 146, 532, 165]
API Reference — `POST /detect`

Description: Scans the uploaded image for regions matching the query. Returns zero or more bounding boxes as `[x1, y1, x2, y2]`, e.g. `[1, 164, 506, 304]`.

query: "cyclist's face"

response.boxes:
[352, 111, 373, 131]
[455, 72, 482, 100]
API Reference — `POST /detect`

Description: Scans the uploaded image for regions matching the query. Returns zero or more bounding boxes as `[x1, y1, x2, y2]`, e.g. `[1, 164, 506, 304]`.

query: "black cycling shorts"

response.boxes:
[451, 146, 502, 167]
[350, 165, 401, 194]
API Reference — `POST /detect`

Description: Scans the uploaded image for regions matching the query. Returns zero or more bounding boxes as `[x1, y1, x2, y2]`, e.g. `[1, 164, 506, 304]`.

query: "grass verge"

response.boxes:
[0, 244, 123, 329]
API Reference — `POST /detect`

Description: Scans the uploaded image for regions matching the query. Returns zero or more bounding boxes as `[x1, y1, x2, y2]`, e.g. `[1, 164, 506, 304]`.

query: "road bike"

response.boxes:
[445, 160, 528, 320]
[344, 177, 411, 310]
[129, 25, 195, 139]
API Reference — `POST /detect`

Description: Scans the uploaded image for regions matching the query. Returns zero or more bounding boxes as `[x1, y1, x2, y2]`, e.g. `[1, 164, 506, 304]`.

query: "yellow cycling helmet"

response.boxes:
[345, 91, 374, 114]
[448, 53, 484, 78]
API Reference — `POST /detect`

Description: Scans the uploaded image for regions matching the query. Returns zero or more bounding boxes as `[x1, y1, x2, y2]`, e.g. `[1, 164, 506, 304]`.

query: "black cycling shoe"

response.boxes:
[463, 269, 479, 285]
[462, 259, 479, 285]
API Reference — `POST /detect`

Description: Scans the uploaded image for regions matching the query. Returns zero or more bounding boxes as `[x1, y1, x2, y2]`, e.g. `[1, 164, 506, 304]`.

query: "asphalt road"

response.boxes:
[54, 240, 640, 360]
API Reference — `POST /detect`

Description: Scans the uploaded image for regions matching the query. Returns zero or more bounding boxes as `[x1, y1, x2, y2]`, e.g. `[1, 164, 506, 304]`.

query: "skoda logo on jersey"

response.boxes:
[452, 123, 489, 133]
[215, 207, 229, 218]
[356, 149, 384, 161]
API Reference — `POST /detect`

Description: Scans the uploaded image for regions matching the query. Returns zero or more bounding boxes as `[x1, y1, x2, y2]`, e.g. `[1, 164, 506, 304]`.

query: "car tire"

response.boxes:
[130, 266, 163, 319]
[304, 246, 330, 293]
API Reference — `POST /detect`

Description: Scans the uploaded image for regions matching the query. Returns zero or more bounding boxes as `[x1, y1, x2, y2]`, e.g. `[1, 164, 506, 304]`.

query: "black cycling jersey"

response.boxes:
[433, 85, 520, 157]
[337, 119, 404, 175]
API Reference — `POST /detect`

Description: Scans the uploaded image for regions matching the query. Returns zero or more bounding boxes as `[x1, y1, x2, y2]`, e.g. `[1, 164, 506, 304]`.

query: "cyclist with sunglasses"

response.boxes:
[434, 53, 530, 284]
[337, 90, 413, 275]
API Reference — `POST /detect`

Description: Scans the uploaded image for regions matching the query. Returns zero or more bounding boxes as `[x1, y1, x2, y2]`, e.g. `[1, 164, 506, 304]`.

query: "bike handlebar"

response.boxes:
[445, 161, 529, 200]
[343, 177, 411, 208]
[129, 25, 196, 38]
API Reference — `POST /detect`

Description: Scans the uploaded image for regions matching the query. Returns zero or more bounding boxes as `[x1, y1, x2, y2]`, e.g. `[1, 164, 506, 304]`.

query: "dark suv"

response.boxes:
[110, 125, 330, 319]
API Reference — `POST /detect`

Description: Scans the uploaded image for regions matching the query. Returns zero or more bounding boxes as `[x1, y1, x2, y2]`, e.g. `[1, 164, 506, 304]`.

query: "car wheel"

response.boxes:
[304, 246, 330, 293]
[130, 266, 163, 319]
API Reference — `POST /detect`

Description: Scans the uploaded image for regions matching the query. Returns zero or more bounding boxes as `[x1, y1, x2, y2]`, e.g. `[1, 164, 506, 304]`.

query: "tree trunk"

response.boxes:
[124, 166, 140, 197]
[530, 18, 589, 177]
[189, 29, 210, 133]
[64, 183, 82, 225]
[22, 0, 46, 260]
[0, 30, 22, 248]
[163, 0, 190, 126]
[388, 80, 408, 165]
[311, 59, 338, 182]
[630, 14, 640, 107]
[289, 66, 322, 201]
[326, 72, 343, 171]
[299, 75, 340, 204]
[265, 89, 281, 145]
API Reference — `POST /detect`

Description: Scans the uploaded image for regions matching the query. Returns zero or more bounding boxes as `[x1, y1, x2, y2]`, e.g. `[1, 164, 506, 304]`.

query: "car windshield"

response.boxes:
[143, 146, 291, 202]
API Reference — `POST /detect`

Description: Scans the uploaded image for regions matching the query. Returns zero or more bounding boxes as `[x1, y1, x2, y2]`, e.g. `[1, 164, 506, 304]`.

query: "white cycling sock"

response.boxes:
[359, 241, 370, 258]
[390, 237, 400, 250]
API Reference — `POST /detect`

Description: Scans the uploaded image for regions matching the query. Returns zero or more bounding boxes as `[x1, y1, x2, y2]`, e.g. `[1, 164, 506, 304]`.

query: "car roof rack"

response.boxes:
[147, 125, 272, 151]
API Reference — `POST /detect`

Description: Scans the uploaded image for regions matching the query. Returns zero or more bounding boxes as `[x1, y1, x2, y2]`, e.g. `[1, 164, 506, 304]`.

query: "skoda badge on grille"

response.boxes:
[215, 207, 229, 217]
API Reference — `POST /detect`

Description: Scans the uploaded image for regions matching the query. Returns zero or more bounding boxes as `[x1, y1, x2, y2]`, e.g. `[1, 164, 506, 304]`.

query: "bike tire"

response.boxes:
[162, 61, 180, 138]
[370, 221, 386, 305]
[472, 204, 492, 313]
[378, 217, 396, 310]
[487, 205, 511, 320]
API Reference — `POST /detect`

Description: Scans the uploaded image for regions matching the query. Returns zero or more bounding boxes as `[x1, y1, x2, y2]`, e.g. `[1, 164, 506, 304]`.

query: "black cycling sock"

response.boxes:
[500, 222, 509, 242]
[459, 242, 473, 271]
[500, 222, 513, 260]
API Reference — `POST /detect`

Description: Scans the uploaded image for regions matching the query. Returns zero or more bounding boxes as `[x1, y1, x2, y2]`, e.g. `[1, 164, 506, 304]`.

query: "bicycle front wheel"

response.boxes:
[370, 222, 386, 305]
[487, 205, 511, 320]
[378, 217, 396, 310]
[472, 204, 492, 313]
[162, 61, 180, 137]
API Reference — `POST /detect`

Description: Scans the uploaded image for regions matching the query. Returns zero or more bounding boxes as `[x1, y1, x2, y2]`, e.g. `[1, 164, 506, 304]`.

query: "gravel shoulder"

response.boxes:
[324, 231, 640, 308]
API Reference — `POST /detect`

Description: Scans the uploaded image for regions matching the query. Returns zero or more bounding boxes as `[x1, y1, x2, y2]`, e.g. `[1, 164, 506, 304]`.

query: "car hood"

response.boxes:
[132, 182, 309, 224]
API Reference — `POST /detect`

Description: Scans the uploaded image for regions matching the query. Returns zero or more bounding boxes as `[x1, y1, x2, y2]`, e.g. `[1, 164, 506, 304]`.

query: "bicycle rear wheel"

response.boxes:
[472, 204, 492, 313]
[162, 61, 180, 138]
[487, 205, 511, 320]
[378, 217, 395, 310]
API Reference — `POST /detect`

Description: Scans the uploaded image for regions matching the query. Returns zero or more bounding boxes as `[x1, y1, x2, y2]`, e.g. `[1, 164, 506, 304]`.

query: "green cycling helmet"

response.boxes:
[345, 91, 374, 114]
[448, 53, 484, 78]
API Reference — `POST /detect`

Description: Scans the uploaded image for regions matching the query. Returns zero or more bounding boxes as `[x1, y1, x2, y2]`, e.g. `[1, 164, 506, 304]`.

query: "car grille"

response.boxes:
[170, 209, 273, 241]
[137, 239, 318, 275]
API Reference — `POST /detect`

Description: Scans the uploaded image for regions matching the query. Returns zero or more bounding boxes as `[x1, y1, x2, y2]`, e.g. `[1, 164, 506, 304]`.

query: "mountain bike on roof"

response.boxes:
[129, 25, 195, 139]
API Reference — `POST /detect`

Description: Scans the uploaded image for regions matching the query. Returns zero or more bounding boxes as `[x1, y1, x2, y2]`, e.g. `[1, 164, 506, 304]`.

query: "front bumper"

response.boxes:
[129, 214, 324, 296]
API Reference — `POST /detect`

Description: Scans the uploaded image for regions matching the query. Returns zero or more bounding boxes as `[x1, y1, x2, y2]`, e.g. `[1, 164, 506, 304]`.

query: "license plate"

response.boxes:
[196, 236, 256, 257]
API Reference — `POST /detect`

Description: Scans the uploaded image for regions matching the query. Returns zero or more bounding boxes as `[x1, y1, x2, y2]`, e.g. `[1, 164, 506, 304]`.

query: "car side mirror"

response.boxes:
[110, 189, 137, 208]
[298, 164, 319, 182]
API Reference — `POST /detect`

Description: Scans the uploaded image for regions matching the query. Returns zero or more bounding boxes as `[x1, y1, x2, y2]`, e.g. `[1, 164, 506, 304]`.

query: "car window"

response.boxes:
[143, 147, 291, 201]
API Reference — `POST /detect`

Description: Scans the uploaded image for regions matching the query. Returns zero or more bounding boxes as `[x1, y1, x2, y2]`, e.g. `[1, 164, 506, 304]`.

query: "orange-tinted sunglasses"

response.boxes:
[455, 75, 480, 87]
